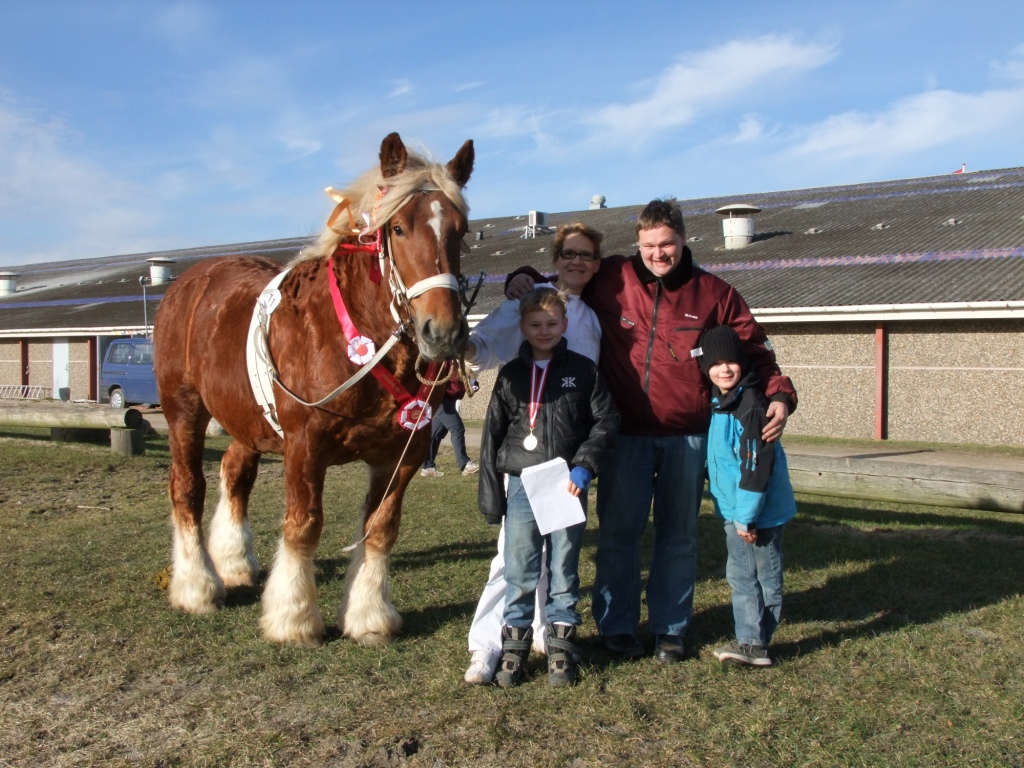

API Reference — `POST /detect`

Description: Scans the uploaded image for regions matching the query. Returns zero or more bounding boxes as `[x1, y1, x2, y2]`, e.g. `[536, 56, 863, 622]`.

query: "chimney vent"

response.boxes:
[0, 272, 18, 296]
[589, 195, 607, 210]
[715, 204, 761, 249]
[147, 258, 176, 286]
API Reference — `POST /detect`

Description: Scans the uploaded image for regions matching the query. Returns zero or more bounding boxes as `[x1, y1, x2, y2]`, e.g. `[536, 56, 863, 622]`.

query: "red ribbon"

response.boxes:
[327, 256, 440, 430]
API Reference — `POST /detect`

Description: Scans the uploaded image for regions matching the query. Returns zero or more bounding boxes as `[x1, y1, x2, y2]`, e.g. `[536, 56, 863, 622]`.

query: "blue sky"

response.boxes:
[2, 0, 1023, 266]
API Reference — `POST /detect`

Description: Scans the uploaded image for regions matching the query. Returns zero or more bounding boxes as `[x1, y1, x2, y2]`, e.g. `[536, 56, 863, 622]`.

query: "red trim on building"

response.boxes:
[874, 323, 889, 440]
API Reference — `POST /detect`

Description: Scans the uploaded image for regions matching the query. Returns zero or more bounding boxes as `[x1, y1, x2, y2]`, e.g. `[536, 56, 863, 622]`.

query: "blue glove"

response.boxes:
[569, 466, 593, 491]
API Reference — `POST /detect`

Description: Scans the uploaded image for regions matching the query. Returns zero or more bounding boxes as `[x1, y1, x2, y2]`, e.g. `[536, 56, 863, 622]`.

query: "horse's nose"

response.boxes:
[419, 316, 468, 360]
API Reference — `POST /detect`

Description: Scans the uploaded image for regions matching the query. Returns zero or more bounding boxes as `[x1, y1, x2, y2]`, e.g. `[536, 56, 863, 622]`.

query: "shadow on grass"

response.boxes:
[686, 497, 1024, 660]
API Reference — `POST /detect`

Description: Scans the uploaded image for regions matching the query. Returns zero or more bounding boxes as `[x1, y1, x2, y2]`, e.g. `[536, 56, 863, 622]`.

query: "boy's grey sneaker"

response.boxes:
[495, 626, 533, 688]
[461, 460, 480, 476]
[420, 467, 444, 477]
[713, 640, 772, 667]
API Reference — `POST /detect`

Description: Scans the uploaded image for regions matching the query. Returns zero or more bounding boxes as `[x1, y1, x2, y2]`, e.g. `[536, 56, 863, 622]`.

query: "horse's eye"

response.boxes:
[392, 224, 404, 236]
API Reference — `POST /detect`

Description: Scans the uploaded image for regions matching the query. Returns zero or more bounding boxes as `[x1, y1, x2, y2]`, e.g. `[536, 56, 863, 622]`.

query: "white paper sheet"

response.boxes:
[519, 458, 586, 535]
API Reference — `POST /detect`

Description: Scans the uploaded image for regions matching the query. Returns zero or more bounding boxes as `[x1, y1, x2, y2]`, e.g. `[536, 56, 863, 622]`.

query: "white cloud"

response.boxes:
[153, 2, 216, 54]
[990, 43, 1024, 81]
[190, 54, 291, 110]
[0, 94, 156, 263]
[585, 35, 837, 148]
[389, 79, 413, 97]
[732, 114, 768, 144]
[787, 87, 1024, 162]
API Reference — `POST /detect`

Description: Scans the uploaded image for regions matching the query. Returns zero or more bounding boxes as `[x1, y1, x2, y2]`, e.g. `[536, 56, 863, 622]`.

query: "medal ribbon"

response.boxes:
[528, 361, 550, 435]
[327, 256, 440, 430]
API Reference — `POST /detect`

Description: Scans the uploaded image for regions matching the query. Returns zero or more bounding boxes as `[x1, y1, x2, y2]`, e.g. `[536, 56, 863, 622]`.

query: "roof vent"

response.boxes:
[522, 211, 550, 239]
[872, 222, 889, 231]
[804, 227, 822, 235]
[715, 204, 761, 249]
[942, 217, 958, 226]
[0, 272, 18, 296]
[589, 195, 607, 210]
[147, 257, 176, 286]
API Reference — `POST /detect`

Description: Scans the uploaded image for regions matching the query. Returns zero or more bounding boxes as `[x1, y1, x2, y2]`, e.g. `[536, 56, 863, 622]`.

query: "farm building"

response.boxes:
[1, 167, 1023, 446]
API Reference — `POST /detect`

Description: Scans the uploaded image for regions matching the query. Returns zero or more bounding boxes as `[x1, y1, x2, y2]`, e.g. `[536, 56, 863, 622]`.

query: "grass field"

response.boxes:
[1, 428, 1022, 767]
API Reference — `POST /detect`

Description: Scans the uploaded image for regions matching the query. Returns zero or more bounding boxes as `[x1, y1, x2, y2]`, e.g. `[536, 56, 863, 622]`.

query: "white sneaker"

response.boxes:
[420, 467, 444, 477]
[463, 650, 499, 685]
[462, 460, 480, 476]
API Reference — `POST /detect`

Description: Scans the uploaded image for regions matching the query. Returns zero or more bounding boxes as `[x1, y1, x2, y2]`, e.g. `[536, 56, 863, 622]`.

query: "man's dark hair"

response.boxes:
[635, 198, 685, 236]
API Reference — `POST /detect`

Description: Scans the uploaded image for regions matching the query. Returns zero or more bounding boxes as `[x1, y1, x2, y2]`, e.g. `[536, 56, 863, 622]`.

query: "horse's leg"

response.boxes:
[166, 400, 224, 613]
[259, 443, 326, 646]
[339, 462, 413, 646]
[208, 440, 261, 587]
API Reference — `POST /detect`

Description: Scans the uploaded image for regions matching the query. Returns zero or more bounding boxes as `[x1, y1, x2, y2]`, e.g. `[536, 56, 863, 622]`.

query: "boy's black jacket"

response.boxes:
[478, 339, 620, 523]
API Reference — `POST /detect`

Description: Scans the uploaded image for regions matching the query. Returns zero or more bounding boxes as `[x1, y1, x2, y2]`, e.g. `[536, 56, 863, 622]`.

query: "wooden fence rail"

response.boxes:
[0, 403, 145, 456]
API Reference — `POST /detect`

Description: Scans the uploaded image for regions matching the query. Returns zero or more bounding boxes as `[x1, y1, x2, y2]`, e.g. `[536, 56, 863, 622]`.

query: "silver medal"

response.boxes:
[523, 433, 538, 450]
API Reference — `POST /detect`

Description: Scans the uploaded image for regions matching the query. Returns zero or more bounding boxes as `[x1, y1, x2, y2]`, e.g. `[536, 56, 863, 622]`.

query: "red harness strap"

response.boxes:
[327, 255, 440, 431]
[333, 232, 383, 284]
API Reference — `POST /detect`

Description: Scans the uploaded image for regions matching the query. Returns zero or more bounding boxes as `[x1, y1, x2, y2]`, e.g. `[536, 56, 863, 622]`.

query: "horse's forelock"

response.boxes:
[295, 151, 468, 264]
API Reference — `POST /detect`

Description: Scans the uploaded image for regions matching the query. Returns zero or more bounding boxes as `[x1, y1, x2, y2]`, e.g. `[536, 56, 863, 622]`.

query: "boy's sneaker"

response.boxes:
[420, 467, 444, 477]
[546, 623, 581, 687]
[713, 640, 772, 667]
[463, 650, 499, 685]
[494, 626, 533, 688]
[461, 461, 480, 476]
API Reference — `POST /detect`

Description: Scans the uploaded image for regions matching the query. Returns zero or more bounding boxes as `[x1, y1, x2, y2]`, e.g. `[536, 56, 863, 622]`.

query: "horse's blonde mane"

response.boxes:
[296, 148, 469, 263]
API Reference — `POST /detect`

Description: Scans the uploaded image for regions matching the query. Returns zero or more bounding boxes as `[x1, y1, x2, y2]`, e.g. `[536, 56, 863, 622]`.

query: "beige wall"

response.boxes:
[69, 339, 91, 401]
[460, 318, 1024, 448]
[887, 320, 1024, 445]
[765, 322, 877, 440]
[28, 341, 51, 389]
[0, 339, 22, 384]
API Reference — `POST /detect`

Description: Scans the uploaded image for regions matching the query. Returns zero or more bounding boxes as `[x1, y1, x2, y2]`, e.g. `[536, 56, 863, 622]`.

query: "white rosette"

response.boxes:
[397, 399, 433, 431]
[347, 335, 376, 365]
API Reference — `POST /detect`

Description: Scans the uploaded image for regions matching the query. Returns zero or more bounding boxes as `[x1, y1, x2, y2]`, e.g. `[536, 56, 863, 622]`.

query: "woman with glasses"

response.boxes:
[462, 222, 605, 684]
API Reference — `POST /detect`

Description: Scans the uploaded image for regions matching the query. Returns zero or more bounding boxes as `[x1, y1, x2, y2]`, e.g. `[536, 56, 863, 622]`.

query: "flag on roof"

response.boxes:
[952, 163, 966, 174]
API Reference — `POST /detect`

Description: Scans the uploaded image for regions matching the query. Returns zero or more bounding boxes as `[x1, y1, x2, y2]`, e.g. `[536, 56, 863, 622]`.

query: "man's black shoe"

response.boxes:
[602, 634, 645, 659]
[654, 634, 687, 663]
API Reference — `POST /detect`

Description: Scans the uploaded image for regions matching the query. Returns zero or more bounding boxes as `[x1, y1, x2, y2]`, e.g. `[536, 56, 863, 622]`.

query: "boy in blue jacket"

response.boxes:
[698, 325, 796, 667]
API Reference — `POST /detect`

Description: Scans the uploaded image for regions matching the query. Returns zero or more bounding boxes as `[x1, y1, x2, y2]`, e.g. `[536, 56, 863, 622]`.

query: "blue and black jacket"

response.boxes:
[707, 371, 796, 532]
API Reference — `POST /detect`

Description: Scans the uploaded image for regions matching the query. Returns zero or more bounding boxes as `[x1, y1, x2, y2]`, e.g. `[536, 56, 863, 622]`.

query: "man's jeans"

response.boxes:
[592, 433, 707, 637]
[724, 521, 785, 647]
[503, 476, 585, 628]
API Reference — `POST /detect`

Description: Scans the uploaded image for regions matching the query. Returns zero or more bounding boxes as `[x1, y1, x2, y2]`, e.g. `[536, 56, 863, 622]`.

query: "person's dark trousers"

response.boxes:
[422, 396, 471, 471]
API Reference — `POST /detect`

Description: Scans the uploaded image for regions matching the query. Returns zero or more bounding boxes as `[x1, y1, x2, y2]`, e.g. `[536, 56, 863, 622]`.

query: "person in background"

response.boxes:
[698, 325, 796, 667]
[462, 223, 604, 685]
[420, 375, 478, 477]
[504, 199, 796, 663]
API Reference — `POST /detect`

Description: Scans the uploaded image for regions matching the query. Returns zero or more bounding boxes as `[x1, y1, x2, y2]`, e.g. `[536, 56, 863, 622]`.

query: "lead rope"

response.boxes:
[342, 360, 451, 553]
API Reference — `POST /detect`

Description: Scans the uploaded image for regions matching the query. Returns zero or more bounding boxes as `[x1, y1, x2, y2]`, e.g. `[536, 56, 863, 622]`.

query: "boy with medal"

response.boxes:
[478, 289, 619, 687]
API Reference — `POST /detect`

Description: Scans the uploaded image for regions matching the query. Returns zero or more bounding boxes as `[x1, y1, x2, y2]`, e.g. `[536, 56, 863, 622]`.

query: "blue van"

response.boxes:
[100, 338, 159, 408]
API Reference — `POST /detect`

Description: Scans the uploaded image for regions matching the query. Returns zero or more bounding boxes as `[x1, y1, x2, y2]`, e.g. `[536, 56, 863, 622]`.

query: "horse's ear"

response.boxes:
[446, 139, 474, 188]
[380, 133, 408, 179]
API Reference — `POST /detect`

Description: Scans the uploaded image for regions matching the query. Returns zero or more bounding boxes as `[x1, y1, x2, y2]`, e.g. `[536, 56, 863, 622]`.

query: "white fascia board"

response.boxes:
[752, 302, 1024, 323]
[0, 326, 146, 339]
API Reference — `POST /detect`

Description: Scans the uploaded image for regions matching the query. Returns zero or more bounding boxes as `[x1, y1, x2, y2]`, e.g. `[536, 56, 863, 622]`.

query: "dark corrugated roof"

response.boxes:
[2, 168, 1022, 332]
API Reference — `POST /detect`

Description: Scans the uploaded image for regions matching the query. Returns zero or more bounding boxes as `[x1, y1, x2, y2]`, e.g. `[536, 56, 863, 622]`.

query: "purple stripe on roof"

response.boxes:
[704, 247, 1024, 273]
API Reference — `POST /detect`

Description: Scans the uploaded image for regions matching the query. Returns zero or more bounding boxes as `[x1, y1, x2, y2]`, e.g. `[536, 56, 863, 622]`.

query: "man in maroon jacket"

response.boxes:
[507, 198, 796, 662]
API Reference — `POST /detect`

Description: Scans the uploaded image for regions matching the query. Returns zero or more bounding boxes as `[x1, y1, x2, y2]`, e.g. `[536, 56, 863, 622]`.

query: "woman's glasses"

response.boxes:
[557, 249, 598, 261]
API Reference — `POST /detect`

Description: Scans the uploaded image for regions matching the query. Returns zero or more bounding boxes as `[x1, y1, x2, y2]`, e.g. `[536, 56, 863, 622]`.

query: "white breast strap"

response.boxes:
[246, 268, 292, 437]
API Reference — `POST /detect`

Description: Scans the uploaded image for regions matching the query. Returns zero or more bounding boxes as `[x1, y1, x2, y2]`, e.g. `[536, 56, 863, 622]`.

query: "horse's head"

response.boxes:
[379, 133, 474, 362]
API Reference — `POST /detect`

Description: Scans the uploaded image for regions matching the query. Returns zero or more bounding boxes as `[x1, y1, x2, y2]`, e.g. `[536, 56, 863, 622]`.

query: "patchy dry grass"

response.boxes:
[1, 428, 1022, 767]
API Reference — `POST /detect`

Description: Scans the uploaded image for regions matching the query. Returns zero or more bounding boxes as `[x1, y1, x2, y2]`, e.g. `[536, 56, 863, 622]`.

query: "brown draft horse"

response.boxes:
[153, 133, 473, 646]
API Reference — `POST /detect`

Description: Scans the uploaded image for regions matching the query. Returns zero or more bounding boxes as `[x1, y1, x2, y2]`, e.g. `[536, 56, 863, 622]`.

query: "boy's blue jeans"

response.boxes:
[724, 521, 785, 647]
[502, 475, 585, 628]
